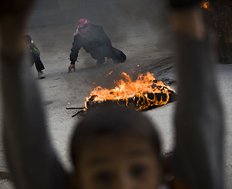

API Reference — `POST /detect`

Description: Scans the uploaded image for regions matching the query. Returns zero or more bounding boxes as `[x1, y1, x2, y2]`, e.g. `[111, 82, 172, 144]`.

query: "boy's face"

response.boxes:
[72, 135, 162, 189]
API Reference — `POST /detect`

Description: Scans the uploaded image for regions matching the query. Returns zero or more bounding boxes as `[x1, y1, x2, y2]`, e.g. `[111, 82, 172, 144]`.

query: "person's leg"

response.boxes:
[34, 59, 45, 72]
[111, 47, 126, 63]
[96, 56, 105, 66]
[34, 55, 45, 79]
[90, 50, 105, 66]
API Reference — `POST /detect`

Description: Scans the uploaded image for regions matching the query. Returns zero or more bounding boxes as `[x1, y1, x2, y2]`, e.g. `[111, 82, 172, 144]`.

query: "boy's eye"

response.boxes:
[130, 164, 148, 179]
[94, 171, 114, 184]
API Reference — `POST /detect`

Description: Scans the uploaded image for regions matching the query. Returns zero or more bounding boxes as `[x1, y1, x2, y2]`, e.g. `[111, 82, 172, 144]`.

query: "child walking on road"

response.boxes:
[25, 34, 45, 79]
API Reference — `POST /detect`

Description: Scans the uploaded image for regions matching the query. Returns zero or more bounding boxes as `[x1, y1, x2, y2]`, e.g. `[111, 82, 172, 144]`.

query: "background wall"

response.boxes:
[28, 0, 123, 28]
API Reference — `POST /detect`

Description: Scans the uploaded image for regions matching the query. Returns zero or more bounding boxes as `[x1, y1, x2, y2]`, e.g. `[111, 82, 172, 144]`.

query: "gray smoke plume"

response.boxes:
[30, 0, 171, 44]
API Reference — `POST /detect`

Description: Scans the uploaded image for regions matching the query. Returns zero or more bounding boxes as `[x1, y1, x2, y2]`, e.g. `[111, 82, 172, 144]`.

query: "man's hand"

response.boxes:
[169, 0, 206, 40]
[68, 64, 76, 73]
[0, 0, 35, 55]
[170, 8, 206, 39]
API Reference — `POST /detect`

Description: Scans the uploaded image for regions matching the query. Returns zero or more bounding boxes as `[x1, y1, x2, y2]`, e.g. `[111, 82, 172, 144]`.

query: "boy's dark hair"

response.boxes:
[70, 105, 161, 168]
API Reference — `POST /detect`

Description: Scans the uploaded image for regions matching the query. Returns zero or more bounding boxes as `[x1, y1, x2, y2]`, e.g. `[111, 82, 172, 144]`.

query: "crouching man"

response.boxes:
[68, 18, 127, 72]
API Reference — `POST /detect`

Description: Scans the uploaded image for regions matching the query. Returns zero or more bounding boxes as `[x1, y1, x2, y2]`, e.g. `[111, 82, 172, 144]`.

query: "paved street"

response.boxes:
[0, 22, 231, 189]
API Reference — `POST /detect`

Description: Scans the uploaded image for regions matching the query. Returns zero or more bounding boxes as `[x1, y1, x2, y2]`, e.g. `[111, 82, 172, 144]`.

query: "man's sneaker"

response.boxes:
[38, 71, 45, 79]
[68, 64, 76, 73]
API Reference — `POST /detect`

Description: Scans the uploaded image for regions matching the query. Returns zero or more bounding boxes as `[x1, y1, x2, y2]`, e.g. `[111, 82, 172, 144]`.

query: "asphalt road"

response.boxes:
[0, 23, 231, 188]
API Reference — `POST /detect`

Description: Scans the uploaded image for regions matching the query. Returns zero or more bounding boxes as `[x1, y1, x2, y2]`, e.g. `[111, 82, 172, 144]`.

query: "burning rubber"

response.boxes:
[68, 72, 176, 117]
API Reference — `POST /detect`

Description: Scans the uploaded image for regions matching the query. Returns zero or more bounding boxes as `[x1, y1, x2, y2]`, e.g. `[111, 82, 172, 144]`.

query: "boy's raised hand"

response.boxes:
[169, 0, 203, 9]
[0, 0, 35, 55]
[0, 0, 35, 18]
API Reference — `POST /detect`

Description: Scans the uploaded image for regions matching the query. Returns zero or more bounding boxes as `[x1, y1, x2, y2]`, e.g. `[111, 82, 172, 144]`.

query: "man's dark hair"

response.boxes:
[70, 105, 161, 168]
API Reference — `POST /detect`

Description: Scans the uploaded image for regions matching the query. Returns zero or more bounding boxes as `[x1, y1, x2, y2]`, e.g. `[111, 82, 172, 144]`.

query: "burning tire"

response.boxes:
[68, 72, 176, 117]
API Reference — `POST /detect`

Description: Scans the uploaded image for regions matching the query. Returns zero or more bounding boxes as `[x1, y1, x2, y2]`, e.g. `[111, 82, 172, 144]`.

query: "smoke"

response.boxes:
[79, 0, 170, 42]
[115, 0, 172, 49]
[116, 0, 168, 26]
[71, 0, 172, 51]
[30, 0, 171, 44]
[91, 0, 171, 49]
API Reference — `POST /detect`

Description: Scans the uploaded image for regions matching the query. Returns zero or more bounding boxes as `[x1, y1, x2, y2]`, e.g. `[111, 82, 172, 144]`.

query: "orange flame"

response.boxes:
[85, 72, 175, 111]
